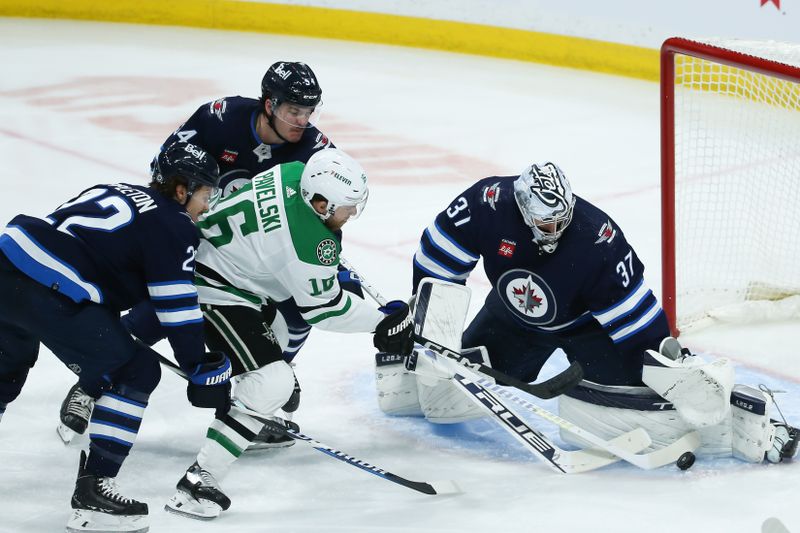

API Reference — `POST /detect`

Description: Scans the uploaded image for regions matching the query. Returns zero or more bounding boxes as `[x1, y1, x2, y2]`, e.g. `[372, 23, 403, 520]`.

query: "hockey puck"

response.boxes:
[676, 451, 695, 470]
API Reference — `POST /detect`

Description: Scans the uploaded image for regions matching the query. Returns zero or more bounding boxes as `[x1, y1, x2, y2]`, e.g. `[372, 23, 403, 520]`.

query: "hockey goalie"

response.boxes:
[374, 162, 798, 469]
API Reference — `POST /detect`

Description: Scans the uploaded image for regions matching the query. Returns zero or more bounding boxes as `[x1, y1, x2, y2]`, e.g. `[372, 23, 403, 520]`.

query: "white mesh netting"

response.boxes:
[671, 38, 800, 331]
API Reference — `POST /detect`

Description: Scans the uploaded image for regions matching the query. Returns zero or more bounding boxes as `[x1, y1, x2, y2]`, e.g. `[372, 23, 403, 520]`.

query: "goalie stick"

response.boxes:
[473, 374, 702, 470]
[450, 369, 650, 473]
[340, 258, 583, 399]
[157, 354, 459, 496]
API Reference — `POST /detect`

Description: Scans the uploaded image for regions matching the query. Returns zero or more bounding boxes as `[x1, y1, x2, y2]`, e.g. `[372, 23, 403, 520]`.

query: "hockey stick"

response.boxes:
[450, 371, 650, 473]
[156, 354, 460, 496]
[474, 375, 702, 470]
[339, 258, 583, 399]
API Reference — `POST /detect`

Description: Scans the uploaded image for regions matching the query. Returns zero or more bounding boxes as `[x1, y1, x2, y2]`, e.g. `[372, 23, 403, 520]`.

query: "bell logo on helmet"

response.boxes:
[184, 143, 207, 160]
[273, 63, 292, 80]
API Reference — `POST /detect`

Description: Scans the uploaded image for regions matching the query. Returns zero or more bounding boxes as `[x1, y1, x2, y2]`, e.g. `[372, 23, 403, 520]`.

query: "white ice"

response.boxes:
[0, 18, 797, 533]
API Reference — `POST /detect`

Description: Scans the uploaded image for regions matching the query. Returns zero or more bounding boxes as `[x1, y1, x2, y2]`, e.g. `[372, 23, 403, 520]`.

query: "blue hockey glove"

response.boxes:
[186, 351, 232, 411]
[373, 301, 414, 356]
[378, 299, 406, 315]
[337, 267, 364, 298]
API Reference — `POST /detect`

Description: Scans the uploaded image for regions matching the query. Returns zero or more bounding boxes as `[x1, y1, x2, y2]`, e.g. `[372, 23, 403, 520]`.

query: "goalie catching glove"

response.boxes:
[373, 300, 414, 356]
[186, 351, 232, 412]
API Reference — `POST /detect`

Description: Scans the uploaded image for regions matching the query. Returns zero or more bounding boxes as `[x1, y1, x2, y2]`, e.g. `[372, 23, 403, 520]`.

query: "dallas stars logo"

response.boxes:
[512, 279, 543, 313]
[316, 239, 337, 265]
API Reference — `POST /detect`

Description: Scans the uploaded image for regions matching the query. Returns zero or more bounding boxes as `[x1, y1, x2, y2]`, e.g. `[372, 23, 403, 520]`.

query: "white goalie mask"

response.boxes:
[513, 162, 576, 253]
[300, 148, 369, 221]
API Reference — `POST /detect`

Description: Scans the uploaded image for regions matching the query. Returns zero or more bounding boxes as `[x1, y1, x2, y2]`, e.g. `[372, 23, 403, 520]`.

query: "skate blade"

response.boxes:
[246, 440, 295, 451]
[57, 423, 77, 445]
[66, 508, 148, 533]
[164, 492, 221, 521]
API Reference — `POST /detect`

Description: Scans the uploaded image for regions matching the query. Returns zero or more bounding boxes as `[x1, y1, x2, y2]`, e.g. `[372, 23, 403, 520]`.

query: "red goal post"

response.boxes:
[660, 37, 800, 336]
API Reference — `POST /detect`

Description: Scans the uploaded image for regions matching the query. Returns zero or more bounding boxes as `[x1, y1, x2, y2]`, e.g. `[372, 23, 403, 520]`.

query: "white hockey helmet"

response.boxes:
[300, 148, 369, 221]
[513, 162, 576, 253]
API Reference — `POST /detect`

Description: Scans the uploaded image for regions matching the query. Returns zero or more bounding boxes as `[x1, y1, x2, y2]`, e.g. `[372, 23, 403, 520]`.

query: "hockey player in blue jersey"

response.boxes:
[154, 61, 336, 367]
[56, 61, 339, 449]
[413, 161, 669, 386]
[375, 162, 798, 466]
[0, 141, 232, 533]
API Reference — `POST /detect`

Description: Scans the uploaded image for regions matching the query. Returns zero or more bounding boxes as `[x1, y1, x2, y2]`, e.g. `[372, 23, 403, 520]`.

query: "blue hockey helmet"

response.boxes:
[261, 61, 322, 108]
[153, 141, 220, 194]
[513, 162, 576, 253]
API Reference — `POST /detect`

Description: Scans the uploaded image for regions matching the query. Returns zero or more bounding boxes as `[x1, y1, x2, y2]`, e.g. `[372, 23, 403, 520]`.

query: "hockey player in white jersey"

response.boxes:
[164, 147, 415, 520]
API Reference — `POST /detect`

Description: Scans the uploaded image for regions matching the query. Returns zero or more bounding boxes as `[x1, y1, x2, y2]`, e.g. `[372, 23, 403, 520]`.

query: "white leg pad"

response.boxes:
[730, 384, 776, 463]
[558, 383, 733, 457]
[375, 355, 423, 417]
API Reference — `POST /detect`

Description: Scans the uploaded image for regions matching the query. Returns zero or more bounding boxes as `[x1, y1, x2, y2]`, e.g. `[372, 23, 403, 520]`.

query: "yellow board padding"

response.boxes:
[0, 0, 660, 81]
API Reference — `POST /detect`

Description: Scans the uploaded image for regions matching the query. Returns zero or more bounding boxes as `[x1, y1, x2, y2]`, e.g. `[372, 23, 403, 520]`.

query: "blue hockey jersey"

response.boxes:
[0, 183, 205, 369]
[413, 175, 669, 360]
[159, 96, 333, 195]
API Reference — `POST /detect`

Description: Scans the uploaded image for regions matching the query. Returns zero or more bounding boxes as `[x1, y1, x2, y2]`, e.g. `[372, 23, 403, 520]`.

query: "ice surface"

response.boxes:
[0, 18, 797, 533]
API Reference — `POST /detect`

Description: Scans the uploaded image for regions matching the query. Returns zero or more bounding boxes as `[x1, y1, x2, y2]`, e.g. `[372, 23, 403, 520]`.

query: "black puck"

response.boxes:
[676, 451, 695, 470]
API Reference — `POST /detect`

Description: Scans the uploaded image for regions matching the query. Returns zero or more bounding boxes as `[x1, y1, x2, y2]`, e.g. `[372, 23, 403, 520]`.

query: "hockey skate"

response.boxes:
[165, 462, 231, 520]
[767, 422, 799, 463]
[58, 382, 94, 444]
[66, 451, 149, 533]
[246, 416, 299, 450]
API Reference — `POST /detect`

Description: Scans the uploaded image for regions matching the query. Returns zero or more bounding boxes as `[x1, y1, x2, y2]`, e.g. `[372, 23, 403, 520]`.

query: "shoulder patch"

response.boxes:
[210, 98, 227, 121]
[480, 182, 502, 210]
[316, 238, 337, 265]
[594, 220, 617, 244]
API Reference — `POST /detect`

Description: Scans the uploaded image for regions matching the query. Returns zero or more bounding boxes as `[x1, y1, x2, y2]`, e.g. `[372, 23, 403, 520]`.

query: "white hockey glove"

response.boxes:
[642, 343, 734, 428]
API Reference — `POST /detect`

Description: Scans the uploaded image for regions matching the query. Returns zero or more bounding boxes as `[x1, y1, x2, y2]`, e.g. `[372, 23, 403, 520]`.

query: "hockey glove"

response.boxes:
[337, 266, 364, 298]
[373, 300, 414, 356]
[186, 351, 232, 412]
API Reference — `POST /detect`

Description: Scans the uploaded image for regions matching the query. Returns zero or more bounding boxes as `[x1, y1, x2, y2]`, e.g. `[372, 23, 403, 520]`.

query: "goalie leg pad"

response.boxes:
[559, 381, 733, 457]
[375, 352, 423, 417]
[730, 384, 783, 463]
[412, 347, 487, 424]
[642, 349, 734, 428]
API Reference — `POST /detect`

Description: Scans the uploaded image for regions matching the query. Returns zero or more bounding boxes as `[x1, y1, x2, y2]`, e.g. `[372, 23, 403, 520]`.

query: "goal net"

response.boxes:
[661, 37, 800, 334]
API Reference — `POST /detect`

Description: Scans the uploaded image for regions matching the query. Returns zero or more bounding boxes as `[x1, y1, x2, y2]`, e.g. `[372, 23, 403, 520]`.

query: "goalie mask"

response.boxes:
[513, 162, 575, 253]
[300, 148, 369, 222]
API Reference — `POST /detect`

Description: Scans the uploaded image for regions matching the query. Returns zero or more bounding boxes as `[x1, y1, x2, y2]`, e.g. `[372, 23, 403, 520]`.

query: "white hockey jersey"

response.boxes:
[194, 161, 383, 333]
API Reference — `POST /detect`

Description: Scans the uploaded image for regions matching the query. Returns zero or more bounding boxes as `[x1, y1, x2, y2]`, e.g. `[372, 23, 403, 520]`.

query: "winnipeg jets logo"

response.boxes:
[497, 269, 557, 325]
[210, 98, 227, 121]
[594, 220, 617, 244]
[253, 143, 272, 163]
[508, 277, 547, 317]
[527, 163, 570, 214]
[313, 133, 331, 150]
[482, 182, 501, 210]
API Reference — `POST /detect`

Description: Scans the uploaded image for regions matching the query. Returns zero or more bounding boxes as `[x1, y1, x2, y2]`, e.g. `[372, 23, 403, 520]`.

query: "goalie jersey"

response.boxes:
[412, 175, 669, 361]
[194, 162, 383, 333]
[0, 183, 205, 368]
[159, 96, 333, 196]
